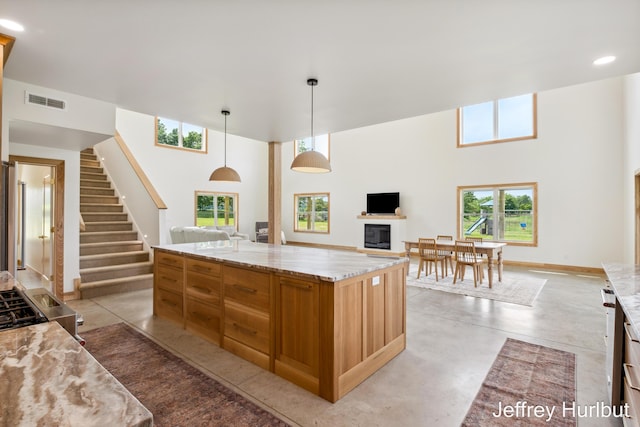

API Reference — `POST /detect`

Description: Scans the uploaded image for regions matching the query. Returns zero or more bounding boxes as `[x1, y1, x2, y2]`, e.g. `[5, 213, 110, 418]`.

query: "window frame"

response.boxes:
[194, 191, 239, 229]
[457, 94, 537, 147]
[155, 116, 208, 154]
[293, 134, 331, 161]
[293, 192, 330, 234]
[457, 182, 538, 247]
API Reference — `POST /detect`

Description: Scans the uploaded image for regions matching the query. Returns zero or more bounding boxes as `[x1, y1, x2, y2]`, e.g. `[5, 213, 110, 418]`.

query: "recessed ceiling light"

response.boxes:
[593, 55, 616, 66]
[0, 19, 25, 32]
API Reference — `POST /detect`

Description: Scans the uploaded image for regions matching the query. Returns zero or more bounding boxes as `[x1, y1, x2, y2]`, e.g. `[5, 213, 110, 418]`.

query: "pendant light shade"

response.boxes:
[210, 109, 241, 182]
[290, 78, 331, 173]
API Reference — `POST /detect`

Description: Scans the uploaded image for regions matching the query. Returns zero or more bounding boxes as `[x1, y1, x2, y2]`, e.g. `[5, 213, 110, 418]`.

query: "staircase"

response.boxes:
[78, 148, 153, 299]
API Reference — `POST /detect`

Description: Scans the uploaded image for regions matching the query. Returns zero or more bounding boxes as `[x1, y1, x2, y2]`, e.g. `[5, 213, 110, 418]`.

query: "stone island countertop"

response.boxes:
[603, 262, 640, 338]
[0, 321, 153, 427]
[154, 239, 408, 282]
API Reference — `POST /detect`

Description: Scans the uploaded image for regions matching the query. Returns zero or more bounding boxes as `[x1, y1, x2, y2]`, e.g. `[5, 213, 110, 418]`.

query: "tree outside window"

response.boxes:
[294, 193, 329, 233]
[458, 183, 537, 246]
[294, 134, 330, 160]
[156, 117, 207, 152]
[195, 191, 238, 227]
[458, 94, 537, 146]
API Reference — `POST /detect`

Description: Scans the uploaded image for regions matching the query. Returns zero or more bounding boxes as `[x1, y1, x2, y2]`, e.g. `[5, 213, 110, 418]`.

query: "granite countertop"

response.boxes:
[154, 240, 408, 282]
[0, 322, 153, 427]
[603, 262, 640, 338]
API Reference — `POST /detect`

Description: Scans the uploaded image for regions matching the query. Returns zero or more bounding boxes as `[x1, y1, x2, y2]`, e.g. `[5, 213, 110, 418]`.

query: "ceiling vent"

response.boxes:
[24, 91, 67, 111]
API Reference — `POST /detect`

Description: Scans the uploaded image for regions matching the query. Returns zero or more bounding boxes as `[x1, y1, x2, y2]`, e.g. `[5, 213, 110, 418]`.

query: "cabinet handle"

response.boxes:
[233, 284, 257, 294]
[193, 265, 213, 273]
[601, 289, 616, 308]
[281, 280, 313, 290]
[625, 323, 640, 343]
[161, 276, 178, 283]
[192, 285, 211, 295]
[162, 298, 178, 307]
[191, 311, 211, 321]
[232, 322, 257, 335]
[624, 364, 640, 391]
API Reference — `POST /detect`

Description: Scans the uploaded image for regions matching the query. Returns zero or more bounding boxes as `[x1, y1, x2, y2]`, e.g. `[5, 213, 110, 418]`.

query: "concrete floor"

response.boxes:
[19, 264, 622, 426]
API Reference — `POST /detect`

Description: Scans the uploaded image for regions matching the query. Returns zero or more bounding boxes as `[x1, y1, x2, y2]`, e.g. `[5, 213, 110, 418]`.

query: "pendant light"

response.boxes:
[209, 109, 241, 182]
[290, 78, 332, 173]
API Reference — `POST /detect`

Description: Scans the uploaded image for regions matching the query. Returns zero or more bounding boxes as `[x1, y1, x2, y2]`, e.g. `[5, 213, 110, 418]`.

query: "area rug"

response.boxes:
[406, 267, 546, 306]
[82, 323, 290, 427]
[462, 338, 576, 426]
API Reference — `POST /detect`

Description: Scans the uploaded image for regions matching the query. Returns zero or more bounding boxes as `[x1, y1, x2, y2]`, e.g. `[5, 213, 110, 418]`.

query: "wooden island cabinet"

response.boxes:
[153, 240, 408, 402]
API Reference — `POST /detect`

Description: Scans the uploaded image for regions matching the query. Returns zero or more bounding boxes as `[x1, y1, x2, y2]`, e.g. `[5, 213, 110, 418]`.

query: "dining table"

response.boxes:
[403, 239, 507, 288]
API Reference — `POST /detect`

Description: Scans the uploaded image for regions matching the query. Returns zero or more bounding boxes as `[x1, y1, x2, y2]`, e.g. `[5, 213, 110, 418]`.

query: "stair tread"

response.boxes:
[82, 220, 132, 225]
[79, 273, 153, 289]
[80, 240, 143, 247]
[80, 261, 153, 274]
[80, 250, 148, 260]
[80, 230, 136, 235]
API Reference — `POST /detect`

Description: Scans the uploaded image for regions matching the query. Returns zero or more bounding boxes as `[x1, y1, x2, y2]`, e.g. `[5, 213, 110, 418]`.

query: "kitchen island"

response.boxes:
[603, 263, 640, 423]
[0, 321, 152, 426]
[153, 240, 409, 402]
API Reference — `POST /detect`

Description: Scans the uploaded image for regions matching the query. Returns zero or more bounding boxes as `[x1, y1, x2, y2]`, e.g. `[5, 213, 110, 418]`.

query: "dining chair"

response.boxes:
[417, 238, 446, 281]
[465, 236, 488, 268]
[436, 235, 454, 276]
[453, 240, 484, 287]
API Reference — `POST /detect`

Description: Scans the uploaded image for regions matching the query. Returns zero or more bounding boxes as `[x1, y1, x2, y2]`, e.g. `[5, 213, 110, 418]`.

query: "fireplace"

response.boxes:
[364, 224, 391, 250]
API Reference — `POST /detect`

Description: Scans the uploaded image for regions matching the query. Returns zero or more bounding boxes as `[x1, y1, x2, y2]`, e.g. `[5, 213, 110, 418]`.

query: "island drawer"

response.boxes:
[185, 296, 221, 344]
[155, 250, 184, 269]
[186, 257, 221, 276]
[156, 265, 184, 294]
[626, 322, 640, 366]
[223, 266, 270, 311]
[155, 287, 183, 324]
[624, 370, 640, 427]
[185, 272, 221, 306]
[224, 300, 270, 354]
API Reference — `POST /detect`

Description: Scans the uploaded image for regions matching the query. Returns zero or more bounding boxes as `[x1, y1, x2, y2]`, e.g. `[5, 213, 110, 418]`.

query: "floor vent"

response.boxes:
[25, 91, 67, 111]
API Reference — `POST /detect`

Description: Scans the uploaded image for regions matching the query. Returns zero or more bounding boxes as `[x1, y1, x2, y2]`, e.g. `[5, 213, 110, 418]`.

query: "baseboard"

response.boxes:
[503, 260, 604, 275]
[289, 241, 604, 275]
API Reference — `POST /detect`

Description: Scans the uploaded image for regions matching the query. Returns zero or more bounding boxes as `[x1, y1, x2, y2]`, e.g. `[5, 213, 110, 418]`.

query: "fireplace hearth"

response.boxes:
[364, 224, 391, 250]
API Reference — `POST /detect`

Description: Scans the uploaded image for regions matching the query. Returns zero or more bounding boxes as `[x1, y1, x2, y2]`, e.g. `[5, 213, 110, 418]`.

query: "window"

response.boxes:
[156, 117, 207, 153]
[294, 193, 330, 233]
[294, 134, 330, 160]
[458, 183, 537, 246]
[457, 94, 537, 146]
[195, 191, 238, 228]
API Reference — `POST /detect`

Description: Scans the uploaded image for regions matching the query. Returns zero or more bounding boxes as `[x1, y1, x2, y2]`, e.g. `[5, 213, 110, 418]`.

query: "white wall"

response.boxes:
[115, 109, 269, 243]
[8, 143, 81, 292]
[283, 77, 625, 269]
[622, 73, 640, 263]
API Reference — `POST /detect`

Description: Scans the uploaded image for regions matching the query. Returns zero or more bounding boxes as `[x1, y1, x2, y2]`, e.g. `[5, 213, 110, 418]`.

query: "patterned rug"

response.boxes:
[406, 266, 546, 306]
[462, 338, 576, 426]
[83, 323, 290, 427]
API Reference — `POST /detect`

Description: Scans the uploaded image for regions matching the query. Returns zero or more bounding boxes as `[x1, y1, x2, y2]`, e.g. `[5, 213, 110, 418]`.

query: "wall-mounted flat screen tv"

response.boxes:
[366, 192, 400, 215]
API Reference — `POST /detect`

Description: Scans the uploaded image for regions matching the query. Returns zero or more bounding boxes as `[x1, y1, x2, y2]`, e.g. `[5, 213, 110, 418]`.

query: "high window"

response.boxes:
[458, 183, 537, 246]
[156, 117, 207, 153]
[294, 134, 330, 160]
[195, 191, 238, 228]
[294, 193, 330, 233]
[457, 94, 537, 146]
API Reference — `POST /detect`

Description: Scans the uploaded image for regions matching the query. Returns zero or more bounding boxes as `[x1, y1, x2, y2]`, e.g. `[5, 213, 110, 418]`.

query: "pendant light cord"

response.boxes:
[309, 79, 317, 151]
[224, 113, 227, 166]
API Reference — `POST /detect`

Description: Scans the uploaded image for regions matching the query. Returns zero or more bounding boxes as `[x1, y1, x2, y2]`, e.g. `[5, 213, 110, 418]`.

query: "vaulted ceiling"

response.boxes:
[1, 0, 639, 144]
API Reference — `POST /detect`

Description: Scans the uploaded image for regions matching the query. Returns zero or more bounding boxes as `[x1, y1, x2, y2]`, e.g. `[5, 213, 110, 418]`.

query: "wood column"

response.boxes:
[268, 141, 282, 245]
[0, 34, 15, 161]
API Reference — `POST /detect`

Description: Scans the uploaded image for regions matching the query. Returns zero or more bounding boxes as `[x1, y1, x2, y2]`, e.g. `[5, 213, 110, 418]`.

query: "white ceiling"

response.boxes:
[1, 0, 639, 145]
